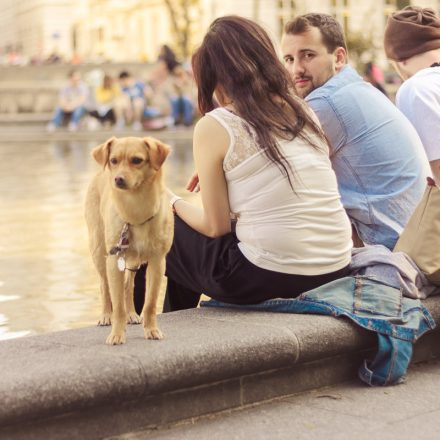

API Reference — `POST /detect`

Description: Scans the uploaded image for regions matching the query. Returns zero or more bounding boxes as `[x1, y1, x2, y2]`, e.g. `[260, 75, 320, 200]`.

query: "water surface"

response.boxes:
[0, 138, 195, 340]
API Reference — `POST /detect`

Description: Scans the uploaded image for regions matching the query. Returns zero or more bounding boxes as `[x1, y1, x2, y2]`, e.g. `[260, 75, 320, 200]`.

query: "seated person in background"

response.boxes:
[141, 81, 166, 129]
[364, 62, 388, 97]
[89, 74, 124, 128]
[158, 44, 180, 73]
[384, 6, 440, 184]
[162, 16, 353, 312]
[118, 71, 147, 131]
[169, 64, 195, 126]
[47, 69, 89, 132]
[281, 13, 431, 250]
[155, 47, 196, 126]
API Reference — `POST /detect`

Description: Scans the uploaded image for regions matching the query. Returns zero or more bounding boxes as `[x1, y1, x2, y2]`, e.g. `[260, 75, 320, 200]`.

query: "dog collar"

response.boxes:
[109, 223, 130, 256]
[108, 203, 161, 257]
[129, 213, 156, 227]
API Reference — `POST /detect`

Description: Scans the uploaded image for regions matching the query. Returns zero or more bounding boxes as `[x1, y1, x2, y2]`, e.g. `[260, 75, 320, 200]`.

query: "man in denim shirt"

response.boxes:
[281, 13, 430, 249]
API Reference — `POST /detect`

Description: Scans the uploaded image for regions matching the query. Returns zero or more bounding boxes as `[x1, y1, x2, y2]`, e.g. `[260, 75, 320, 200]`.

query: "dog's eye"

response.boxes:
[110, 158, 118, 165]
[131, 157, 143, 165]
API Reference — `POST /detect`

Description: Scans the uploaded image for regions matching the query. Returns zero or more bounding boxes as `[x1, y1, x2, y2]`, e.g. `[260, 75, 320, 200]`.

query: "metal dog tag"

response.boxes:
[117, 256, 126, 272]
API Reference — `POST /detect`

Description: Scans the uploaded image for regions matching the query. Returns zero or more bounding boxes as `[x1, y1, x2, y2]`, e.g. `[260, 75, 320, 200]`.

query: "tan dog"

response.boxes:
[85, 136, 174, 345]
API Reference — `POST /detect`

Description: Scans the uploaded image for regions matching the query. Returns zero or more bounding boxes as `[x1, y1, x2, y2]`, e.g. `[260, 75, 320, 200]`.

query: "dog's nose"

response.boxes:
[115, 176, 126, 188]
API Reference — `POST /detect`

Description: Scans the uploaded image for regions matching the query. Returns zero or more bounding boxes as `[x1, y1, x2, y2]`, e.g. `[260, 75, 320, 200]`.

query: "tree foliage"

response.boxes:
[163, 0, 200, 60]
[346, 31, 375, 68]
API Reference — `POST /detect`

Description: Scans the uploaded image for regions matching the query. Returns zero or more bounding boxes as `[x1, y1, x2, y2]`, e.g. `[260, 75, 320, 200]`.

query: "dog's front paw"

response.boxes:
[127, 312, 142, 325]
[106, 331, 126, 345]
[144, 327, 164, 340]
[97, 314, 112, 326]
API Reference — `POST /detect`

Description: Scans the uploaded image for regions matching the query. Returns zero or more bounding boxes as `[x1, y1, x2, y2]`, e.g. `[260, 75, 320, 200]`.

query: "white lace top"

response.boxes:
[207, 107, 352, 275]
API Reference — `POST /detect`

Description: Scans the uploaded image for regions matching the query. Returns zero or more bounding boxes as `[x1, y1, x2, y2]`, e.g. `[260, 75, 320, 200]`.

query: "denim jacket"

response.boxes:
[202, 276, 436, 386]
[306, 65, 430, 249]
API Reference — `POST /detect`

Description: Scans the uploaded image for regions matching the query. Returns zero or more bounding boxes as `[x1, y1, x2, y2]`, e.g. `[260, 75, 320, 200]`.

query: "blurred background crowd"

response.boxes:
[46, 45, 197, 132]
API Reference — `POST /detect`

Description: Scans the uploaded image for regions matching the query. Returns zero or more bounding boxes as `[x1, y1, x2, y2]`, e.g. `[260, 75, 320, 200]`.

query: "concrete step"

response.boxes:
[0, 297, 439, 440]
[0, 112, 52, 123]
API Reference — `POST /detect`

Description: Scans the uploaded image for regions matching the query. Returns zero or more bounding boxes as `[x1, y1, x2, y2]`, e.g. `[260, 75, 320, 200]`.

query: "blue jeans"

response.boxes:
[51, 106, 87, 127]
[170, 97, 194, 125]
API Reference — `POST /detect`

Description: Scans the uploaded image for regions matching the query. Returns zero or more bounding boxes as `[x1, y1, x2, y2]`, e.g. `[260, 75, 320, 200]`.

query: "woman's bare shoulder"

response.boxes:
[193, 113, 230, 149]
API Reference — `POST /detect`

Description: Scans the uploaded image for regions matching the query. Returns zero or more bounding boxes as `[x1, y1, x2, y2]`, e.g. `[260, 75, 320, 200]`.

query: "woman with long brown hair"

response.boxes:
[163, 15, 352, 311]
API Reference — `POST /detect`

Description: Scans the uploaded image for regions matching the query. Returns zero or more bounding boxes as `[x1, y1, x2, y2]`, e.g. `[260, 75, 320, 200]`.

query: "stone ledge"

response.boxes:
[0, 297, 439, 440]
[0, 112, 52, 122]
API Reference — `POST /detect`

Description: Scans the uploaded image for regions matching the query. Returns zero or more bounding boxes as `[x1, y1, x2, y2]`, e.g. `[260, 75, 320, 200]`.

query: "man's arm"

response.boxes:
[306, 95, 347, 155]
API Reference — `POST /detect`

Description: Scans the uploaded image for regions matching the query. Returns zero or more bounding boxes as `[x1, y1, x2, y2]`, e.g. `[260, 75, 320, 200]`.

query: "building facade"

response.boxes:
[0, 0, 79, 63]
[0, 0, 439, 64]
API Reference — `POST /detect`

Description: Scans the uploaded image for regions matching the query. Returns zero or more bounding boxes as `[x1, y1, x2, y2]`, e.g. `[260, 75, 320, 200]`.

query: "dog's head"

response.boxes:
[92, 136, 171, 190]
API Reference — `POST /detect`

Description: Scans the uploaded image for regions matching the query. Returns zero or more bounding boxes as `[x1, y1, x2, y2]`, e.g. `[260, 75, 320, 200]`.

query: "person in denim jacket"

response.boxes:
[281, 13, 430, 249]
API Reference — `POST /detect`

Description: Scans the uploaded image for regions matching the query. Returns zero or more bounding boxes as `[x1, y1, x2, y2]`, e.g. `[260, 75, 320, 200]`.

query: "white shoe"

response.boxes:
[132, 121, 142, 131]
[68, 122, 78, 132]
[87, 118, 100, 131]
[115, 120, 125, 131]
[46, 122, 56, 132]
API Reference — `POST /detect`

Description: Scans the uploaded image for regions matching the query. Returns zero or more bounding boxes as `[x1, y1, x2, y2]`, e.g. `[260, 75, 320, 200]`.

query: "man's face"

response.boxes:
[281, 27, 345, 98]
[70, 72, 81, 86]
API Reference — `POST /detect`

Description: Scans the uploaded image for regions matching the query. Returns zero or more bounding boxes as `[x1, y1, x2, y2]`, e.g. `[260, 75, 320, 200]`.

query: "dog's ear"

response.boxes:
[92, 137, 116, 168]
[144, 137, 171, 170]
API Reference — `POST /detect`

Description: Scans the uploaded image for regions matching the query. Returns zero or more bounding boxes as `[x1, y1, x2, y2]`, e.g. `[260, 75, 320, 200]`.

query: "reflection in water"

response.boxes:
[0, 138, 196, 340]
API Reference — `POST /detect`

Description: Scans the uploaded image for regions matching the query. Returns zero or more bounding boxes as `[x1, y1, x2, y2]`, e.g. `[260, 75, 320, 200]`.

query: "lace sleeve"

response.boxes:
[220, 111, 261, 172]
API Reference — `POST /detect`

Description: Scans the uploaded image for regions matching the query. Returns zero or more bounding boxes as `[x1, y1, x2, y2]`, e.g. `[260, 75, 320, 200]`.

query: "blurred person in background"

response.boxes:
[169, 64, 195, 126]
[88, 74, 124, 129]
[384, 6, 440, 184]
[154, 45, 196, 126]
[364, 61, 388, 97]
[118, 70, 147, 131]
[47, 69, 89, 132]
[158, 44, 180, 73]
[281, 13, 430, 250]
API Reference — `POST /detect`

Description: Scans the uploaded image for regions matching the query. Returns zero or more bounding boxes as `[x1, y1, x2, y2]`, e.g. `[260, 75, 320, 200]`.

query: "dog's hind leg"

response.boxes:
[124, 270, 141, 324]
[142, 257, 164, 340]
[106, 257, 127, 345]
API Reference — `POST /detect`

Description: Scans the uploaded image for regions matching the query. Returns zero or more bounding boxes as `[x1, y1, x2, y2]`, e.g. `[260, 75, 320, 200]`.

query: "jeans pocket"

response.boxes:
[353, 276, 402, 317]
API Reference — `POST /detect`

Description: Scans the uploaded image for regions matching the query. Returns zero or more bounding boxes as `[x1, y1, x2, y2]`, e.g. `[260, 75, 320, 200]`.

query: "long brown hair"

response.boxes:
[192, 15, 326, 187]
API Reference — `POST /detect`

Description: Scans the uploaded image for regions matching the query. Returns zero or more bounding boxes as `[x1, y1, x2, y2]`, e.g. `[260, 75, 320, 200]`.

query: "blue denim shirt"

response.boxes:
[306, 65, 430, 249]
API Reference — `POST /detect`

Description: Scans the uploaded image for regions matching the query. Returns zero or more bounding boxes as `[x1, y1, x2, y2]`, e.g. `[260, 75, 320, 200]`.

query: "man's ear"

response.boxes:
[144, 137, 171, 170]
[92, 137, 116, 168]
[334, 47, 347, 72]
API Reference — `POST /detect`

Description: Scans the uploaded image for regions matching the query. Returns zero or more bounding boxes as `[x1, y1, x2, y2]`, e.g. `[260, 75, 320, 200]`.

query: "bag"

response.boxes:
[394, 177, 440, 285]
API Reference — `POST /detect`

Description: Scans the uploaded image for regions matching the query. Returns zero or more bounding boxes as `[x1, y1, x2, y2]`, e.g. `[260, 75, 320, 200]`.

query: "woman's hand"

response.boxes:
[186, 172, 200, 192]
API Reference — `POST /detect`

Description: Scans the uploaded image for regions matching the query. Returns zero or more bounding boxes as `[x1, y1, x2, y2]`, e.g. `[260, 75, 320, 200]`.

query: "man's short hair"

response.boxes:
[118, 71, 130, 79]
[284, 13, 347, 53]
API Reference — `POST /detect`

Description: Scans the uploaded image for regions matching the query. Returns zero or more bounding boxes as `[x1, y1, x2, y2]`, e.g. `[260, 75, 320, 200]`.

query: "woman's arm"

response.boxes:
[170, 115, 232, 238]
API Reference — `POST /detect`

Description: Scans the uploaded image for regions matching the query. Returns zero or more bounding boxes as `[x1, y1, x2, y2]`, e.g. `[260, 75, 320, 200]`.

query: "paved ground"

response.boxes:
[114, 360, 440, 440]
